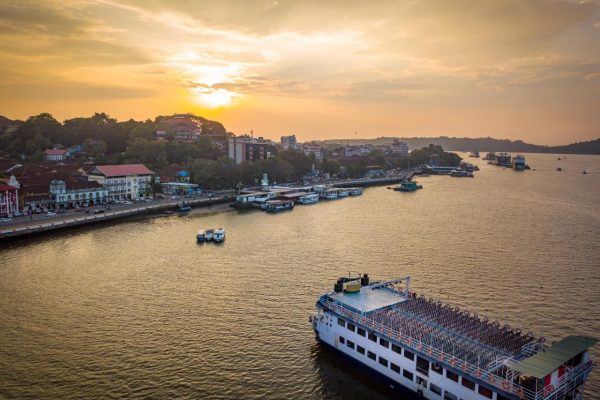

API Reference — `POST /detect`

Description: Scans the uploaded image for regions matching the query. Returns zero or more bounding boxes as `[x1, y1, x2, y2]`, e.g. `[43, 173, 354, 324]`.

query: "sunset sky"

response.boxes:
[1, 0, 599, 144]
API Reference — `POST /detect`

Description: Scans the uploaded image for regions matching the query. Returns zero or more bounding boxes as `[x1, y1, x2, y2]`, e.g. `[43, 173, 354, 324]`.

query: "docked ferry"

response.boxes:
[310, 274, 596, 400]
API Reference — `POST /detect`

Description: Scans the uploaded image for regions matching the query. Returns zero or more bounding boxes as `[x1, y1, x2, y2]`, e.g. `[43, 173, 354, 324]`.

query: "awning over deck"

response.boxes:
[512, 336, 598, 378]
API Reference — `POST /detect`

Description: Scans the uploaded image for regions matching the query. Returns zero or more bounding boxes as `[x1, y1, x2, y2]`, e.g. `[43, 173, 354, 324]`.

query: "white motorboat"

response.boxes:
[205, 229, 214, 241]
[213, 228, 225, 242]
[297, 193, 319, 204]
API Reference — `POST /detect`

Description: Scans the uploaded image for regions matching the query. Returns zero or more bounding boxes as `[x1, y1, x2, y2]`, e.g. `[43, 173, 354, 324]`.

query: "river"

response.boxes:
[1, 153, 599, 399]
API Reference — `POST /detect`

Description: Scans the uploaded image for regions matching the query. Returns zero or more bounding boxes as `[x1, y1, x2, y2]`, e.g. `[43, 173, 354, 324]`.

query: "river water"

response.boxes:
[1, 153, 599, 400]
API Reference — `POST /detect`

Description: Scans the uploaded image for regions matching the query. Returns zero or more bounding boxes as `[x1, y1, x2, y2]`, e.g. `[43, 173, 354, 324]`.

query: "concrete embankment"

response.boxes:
[330, 173, 414, 188]
[0, 195, 234, 240]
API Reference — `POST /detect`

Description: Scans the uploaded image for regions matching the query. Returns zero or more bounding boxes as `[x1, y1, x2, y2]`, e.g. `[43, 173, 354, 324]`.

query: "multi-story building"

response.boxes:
[281, 135, 298, 150]
[344, 145, 372, 157]
[390, 139, 409, 156]
[301, 143, 324, 161]
[228, 136, 270, 164]
[87, 164, 154, 201]
[0, 184, 19, 217]
[49, 179, 108, 208]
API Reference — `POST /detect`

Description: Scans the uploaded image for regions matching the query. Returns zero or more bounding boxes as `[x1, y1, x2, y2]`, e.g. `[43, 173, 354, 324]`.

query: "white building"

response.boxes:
[281, 135, 298, 150]
[50, 179, 109, 207]
[390, 140, 409, 156]
[344, 145, 372, 157]
[301, 143, 324, 161]
[87, 164, 154, 200]
[44, 149, 68, 161]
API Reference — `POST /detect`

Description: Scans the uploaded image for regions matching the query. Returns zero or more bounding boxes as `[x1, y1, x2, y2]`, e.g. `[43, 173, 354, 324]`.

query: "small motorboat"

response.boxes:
[213, 228, 225, 242]
[349, 187, 363, 196]
[196, 229, 206, 242]
[205, 229, 214, 241]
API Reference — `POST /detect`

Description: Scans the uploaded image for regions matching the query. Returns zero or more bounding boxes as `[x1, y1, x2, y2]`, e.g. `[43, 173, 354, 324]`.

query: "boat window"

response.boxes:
[443, 391, 457, 400]
[339, 336, 345, 344]
[378, 356, 388, 367]
[390, 363, 400, 373]
[431, 363, 443, 375]
[346, 340, 355, 350]
[367, 351, 376, 361]
[402, 369, 413, 381]
[461, 377, 475, 390]
[346, 322, 355, 332]
[416, 376, 427, 388]
[368, 332, 377, 342]
[404, 349, 415, 361]
[446, 370, 459, 382]
[357, 327, 366, 337]
[357, 345, 365, 355]
[337, 318, 345, 327]
[478, 385, 493, 399]
[416, 356, 429, 376]
[379, 338, 389, 348]
[391, 343, 402, 355]
[430, 384, 442, 395]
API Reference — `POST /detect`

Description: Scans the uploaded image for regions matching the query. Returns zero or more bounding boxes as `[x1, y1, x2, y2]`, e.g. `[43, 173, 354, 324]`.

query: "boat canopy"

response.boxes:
[512, 336, 598, 378]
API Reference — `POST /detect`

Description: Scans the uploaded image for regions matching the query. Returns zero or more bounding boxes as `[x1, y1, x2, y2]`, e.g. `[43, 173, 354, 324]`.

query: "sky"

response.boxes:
[0, 0, 599, 145]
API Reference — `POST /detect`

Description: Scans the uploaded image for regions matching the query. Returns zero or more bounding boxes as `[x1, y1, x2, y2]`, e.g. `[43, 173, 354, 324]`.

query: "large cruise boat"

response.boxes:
[310, 274, 596, 400]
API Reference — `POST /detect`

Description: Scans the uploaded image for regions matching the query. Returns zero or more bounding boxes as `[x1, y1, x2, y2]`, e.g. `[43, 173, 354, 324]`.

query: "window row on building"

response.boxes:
[337, 316, 508, 400]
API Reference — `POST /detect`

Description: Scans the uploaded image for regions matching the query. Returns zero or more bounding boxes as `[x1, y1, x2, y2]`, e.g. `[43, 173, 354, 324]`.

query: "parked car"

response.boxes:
[47, 211, 57, 216]
[124, 201, 133, 205]
[1, 217, 13, 224]
[94, 209, 105, 214]
[12, 211, 24, 217]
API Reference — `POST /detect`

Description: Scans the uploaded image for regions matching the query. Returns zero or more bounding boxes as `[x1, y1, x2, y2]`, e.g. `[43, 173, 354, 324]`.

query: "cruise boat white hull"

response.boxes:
[311, 274, 595, 400]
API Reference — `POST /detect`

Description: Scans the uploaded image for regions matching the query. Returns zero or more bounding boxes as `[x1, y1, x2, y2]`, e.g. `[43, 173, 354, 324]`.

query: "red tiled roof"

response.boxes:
[44, 149, 68, 155]
[0, 185, 17, 191]
[90, 164, 154, 177]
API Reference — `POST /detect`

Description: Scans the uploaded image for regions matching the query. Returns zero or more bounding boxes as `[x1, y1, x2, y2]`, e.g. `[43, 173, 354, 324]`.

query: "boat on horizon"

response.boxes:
[513, 155, 526, 171]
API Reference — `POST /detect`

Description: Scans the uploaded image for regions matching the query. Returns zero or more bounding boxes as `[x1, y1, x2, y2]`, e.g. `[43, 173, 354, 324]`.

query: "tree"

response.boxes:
[126, 138, 167, 168]
[279, 149, 313, 180]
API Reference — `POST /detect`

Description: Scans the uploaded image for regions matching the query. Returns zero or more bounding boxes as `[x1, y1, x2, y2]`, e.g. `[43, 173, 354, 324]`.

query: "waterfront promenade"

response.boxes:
[0, 173, 414, 240]
[0, 194, 234, 240]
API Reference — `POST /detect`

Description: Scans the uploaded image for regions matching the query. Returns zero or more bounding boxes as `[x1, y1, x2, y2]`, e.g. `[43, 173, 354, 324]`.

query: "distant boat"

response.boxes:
[513, 155, 526, 171]
[349, 187, 363, 196]
[337, 189, 349, 198]
[178, 202, 192, 214]
[320, 189, 338, 200]
[297, 193, 319, 204]
[450, 169, 474, 177]
[394, 181, 423, 192]
[468, 151, 480, 158]
[205, 229, 214, 241]
[213, 228, 225, 242]
[197, 229, 206, 242]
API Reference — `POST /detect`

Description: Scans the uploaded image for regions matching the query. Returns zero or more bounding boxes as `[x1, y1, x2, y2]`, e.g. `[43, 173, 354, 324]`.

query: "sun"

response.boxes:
[196, 88, 236, 108]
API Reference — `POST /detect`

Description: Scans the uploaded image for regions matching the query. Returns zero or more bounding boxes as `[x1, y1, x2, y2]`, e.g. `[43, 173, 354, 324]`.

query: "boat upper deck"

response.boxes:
[321, 283, 540, 369]
[327, 285, 407, 313]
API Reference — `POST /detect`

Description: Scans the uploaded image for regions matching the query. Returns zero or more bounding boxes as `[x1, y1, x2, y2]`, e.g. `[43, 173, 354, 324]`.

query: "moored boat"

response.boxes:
[337, 189, 349, 198]
[205, 229, 214, 241]
[196, 229, 206, 242]
[213, 228, 225, 242]
[264, 199, 294, 213]
[394, 181, 423, 192]
[297, 193, 319, 204]
[349, 187, 363, 196]
[450, 169, 474, 177]
[310, 273, 597, 400]
[513, 155, 526, 171]
[320, 189, 339, 200]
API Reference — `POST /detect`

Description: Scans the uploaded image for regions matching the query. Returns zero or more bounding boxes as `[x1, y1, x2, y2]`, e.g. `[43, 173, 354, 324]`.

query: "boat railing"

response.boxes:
[323, 299, 543, 400]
